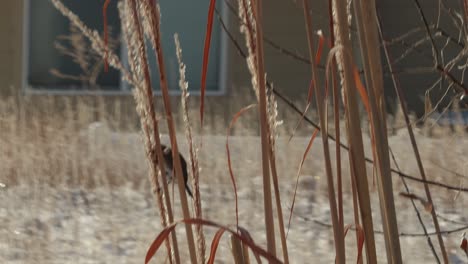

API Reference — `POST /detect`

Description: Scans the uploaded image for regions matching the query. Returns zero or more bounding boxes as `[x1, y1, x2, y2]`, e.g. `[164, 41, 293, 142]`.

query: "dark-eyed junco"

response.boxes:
[160, 144, 193, 198]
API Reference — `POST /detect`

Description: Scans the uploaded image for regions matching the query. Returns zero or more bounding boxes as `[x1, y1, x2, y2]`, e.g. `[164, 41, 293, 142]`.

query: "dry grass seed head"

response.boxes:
[51, 0, 133, 85]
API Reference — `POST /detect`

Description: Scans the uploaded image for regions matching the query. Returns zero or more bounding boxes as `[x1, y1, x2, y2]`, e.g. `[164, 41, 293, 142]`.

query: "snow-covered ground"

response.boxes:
[1, 128, 468, 263]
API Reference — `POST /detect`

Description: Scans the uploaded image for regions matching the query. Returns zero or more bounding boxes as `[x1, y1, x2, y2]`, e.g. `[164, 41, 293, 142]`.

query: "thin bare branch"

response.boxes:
[378, 11, 449, 263]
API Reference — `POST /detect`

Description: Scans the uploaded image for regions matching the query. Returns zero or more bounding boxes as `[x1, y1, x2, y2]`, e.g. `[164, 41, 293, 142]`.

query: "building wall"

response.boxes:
[0, 0, 324, 96]
[1, 0, 462, 128]
[0, 0, 23, 96]
[228, 0, 323, 100]
[1, 0, 319, 134]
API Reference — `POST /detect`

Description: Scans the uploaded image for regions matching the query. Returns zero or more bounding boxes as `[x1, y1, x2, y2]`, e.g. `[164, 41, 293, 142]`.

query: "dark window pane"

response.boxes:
[27, 0, 223, 93]
[28, 0, 121, 90]
[146, 0, 222, 91]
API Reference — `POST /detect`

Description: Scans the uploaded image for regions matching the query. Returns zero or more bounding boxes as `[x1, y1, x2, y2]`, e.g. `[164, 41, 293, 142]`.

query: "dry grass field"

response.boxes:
[1, 96, 467, 263]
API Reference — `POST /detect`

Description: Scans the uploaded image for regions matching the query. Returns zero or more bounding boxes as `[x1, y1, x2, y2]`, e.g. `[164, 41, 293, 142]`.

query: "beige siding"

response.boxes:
[228, 0, 329, 100]
[0, 0, 23, 96]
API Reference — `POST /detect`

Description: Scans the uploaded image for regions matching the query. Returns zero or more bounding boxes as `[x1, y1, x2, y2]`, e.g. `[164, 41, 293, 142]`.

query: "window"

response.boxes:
[24, 0, 227, 95]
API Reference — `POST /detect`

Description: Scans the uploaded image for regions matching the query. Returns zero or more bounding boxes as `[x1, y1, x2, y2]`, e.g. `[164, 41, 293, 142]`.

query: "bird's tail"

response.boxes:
[185, 184, 193, 198]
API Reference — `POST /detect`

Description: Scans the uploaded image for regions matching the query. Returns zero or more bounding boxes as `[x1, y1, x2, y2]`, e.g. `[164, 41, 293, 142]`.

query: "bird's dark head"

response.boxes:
[160, 144, 171, 155]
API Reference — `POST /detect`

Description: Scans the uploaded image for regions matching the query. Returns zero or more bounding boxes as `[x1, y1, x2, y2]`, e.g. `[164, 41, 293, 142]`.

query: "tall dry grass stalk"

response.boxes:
[301, 1, 345, 263]
[326, 0, 346, 249]
[118, 1, 179, 263]
[267, 91, 290, 264]
[252, 0, 277, 259]
[174, 34, 206, 263]
[238, 0, 293, 261]
[352, 0, 403, 263]
[331, 0, 378, 262]
[135, 0, 198, 263]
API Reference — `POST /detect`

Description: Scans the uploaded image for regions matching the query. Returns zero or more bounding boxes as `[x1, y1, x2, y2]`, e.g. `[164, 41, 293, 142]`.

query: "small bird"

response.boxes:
[160, 144, 193, 198]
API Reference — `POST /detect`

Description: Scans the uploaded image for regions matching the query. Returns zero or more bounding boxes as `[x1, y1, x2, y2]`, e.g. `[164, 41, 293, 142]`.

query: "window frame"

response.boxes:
[21, 0, 229, 96]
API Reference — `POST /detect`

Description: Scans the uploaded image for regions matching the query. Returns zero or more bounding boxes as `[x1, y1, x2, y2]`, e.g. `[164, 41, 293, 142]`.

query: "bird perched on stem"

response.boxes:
[160, 144, 193, 198]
